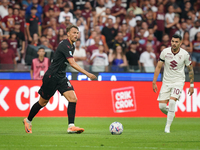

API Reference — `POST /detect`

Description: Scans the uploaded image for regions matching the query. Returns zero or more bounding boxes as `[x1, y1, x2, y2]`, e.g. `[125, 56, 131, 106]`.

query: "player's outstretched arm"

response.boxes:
[67, 57, 97, 80]
[152, 61, 164, 93]
[187, 64, 194, 96]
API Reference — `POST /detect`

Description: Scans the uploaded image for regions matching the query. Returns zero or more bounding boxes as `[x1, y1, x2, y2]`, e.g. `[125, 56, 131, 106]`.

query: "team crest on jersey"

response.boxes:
[170, 60, 178, 70]
[178, 55, 182, 59]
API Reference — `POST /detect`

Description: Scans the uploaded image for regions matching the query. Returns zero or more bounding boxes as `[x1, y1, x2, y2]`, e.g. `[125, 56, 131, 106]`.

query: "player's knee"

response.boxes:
[42, 101, 48, 107]
[39, 101, 48, 107]
[159, 103, 167, 111]
[68, 96, 77, 102]
[39, 99, 49, 107]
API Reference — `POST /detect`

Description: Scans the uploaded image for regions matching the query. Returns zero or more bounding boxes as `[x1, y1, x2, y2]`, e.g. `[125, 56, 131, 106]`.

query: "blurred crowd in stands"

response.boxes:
[0, 0, 200, 73]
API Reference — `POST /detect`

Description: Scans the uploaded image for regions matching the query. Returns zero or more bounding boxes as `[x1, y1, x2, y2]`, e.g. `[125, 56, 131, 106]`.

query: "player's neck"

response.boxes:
[171, 47, 180, 54]
[68, 38, 73, 45]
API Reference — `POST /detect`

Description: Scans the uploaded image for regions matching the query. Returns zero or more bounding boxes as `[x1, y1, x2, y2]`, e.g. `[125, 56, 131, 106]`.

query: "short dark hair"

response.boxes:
[172, 34, 182, 41]
[8, 6, 13, 9]
[160, 44, 166, 47]
[38, 47, 45, 51]
[64, 4, 70, 8]
[66, 24, 79, 33]
[117, 31, 123, 35]
[31, 6, 37, 10]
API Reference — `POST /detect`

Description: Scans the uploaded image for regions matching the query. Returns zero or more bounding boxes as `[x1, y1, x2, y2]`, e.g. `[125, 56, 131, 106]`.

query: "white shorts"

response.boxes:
[157, 83, 184, 101]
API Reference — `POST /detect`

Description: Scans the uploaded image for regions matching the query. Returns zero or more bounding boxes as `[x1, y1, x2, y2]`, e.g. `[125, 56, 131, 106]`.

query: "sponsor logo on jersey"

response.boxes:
[69, 51, 72, 56]
[111, 87, 137, 113]
[167, 53, 172, 55]
[165, 53, 173, 59]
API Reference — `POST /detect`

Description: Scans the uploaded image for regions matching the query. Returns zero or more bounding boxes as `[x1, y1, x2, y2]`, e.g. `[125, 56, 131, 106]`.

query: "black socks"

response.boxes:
[67, 102, 76, 124]
[27, 101, 76, 124]
[27, 101, 43, 121]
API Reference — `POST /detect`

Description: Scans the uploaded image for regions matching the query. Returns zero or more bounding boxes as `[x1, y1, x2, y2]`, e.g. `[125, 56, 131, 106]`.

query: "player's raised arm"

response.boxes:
[67, 57, 97, 80]
[152, 61, 164, 93]
[187, 64, 194, 96]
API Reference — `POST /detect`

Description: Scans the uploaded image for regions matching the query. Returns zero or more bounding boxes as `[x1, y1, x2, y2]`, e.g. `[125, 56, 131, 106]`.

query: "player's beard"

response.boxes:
[1, 47, 7, 50]
[172, 44, 180, 52]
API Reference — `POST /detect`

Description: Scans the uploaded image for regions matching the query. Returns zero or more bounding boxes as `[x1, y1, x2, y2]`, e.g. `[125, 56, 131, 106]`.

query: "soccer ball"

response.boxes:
[109, 122, 123, 135]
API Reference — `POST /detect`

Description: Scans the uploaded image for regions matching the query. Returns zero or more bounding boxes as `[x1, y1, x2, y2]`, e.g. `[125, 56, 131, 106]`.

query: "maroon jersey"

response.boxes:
[47, 36, 57, 51]
[81, 9, 91, 21]
[13, 15, 20, 22]
[0, 49, 15, 64]
[156, 12, 165, 31]
[123, 33, 131, 43]
[1, 15, 15, 30]
[111, 5, 126, 24]
[86, 44, 99, 56]
[7, 39, 18, 54]
[146, 19, 157, 28]
[14, 15, 25, 33]
[59, 23, 67, 30]
[136, 44, 146, 55]
[192, 40, 200, 53]
[43, 17, 51, 27]
[44, 4, 60, 14]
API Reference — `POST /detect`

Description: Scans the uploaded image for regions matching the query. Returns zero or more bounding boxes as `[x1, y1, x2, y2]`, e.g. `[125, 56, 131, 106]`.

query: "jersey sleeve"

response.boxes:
[184, 53, 192, 66]
[61, 44, 73, 59]
[159, 50, 165, 62]
[1, 16, 6, 23]
[26, 17, 30, 26]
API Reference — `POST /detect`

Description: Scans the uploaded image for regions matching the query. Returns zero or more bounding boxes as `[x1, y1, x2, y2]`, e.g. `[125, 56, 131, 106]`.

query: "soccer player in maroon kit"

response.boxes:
[23, 24, 97, 134]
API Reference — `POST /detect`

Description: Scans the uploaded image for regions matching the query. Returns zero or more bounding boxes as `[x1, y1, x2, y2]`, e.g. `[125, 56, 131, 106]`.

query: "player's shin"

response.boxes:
[166, 99, 176, 127]
[27, 101, 43, 122]
[67, 102, 76, 127]
[159, 103, 168, 115]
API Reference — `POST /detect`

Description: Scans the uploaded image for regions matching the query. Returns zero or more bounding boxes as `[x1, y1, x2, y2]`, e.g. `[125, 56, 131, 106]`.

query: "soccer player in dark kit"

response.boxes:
[23, 24, 97, 134]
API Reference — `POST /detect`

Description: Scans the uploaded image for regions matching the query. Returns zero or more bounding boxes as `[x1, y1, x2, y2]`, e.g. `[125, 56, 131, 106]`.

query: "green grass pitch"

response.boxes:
[0, 117, 200, 150]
